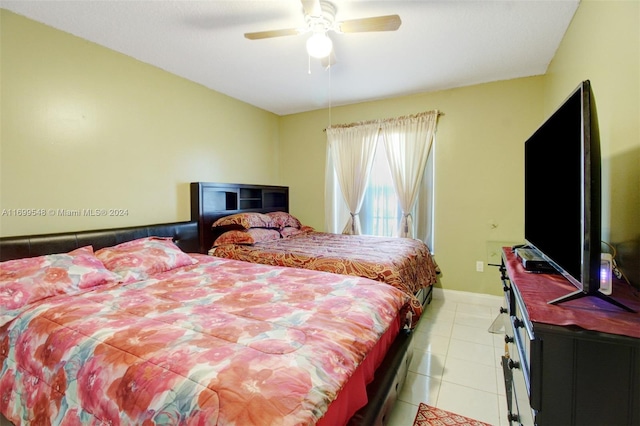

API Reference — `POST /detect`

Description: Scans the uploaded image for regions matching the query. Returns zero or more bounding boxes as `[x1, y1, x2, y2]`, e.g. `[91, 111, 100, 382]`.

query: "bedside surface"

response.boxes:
[502, 248, 640, 339]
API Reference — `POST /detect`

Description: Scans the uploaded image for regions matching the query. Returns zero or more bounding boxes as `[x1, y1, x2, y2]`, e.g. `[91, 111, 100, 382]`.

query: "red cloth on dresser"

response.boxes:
[503, 248, 640, 339]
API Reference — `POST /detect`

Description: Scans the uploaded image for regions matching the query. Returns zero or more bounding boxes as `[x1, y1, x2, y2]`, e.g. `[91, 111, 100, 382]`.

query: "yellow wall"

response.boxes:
[2, 1, 637, 294]
[280, 76, 545, 296]
[0, 10, 280, 236]
[543, 0, 639, 287]
[280, 0, 640, 294]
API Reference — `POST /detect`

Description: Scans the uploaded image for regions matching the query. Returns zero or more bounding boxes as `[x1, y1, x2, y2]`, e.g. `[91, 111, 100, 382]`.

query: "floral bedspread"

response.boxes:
[210, 232, 439, 323]
[0, 255, 408, 425]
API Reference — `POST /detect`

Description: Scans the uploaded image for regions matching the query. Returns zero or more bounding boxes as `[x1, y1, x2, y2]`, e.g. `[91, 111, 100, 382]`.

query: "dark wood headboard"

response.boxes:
[0, 221, 199, 261]
[190, 182, 289, 253]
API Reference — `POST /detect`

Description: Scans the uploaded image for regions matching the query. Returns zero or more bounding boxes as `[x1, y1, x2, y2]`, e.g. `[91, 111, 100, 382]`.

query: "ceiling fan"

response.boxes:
[244, 0, 401, 65]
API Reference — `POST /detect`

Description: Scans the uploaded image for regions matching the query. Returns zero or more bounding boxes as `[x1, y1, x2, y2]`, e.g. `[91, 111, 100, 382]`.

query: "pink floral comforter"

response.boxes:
[210, 232, 438, 322]
[0, 255, 408, 425]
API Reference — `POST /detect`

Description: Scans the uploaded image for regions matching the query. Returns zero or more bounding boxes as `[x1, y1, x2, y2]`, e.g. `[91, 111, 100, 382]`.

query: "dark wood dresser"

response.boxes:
[499, 248, 640, 425]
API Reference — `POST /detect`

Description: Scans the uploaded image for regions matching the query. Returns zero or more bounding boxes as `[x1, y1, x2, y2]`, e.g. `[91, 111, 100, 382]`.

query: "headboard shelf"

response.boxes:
[190, 182, 289, 253]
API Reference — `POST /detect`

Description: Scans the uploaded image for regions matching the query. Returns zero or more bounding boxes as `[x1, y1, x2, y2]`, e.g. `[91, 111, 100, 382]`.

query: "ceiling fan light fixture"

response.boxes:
[306, 32, 333, 58]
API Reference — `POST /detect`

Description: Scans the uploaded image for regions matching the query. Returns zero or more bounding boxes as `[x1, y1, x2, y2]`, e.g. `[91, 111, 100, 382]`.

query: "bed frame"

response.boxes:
[0, 218, 415, 425]
[191, 181, 433, 305]
[190, 182, 290, 253]
[0, 221, 199, 262]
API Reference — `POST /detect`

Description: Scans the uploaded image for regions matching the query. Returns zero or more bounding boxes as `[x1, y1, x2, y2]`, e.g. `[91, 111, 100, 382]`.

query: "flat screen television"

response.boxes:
[523, 80, 633, 312]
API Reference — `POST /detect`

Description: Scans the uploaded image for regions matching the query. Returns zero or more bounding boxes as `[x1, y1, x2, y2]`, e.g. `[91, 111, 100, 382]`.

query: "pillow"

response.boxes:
[95, 237, 197, 283]
[266, 211, 302, 229]
[279, 226, 304, 238]
[213, 228, 281, 246]
[212, 213, 275, 230]
[0, 246, 120, 326]
[280, 225, 315, 238]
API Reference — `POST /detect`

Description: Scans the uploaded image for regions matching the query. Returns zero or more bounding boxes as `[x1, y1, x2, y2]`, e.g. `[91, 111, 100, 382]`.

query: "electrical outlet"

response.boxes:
[476, 261, 484, 272]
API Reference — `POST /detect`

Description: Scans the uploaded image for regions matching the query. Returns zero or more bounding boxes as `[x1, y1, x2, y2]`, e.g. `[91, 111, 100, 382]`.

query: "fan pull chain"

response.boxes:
[328, 63, 332, 126]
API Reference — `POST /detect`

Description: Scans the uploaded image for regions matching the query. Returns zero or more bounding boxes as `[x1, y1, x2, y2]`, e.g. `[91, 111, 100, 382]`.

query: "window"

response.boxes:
[360, 142, 401, 237]
[324, 111, 438, 251]
[359, 136, 435, 250]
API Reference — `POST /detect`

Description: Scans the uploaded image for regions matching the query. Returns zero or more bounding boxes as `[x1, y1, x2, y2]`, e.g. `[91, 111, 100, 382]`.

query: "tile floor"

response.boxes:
[387, 289, 510, 426]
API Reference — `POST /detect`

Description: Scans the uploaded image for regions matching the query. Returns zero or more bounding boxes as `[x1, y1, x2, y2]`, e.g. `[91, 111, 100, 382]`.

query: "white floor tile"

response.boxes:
[497, 393, 511, 426]
[423, 304, 456, 322]
[453, 311, 495, 331]
[397, 371, 441, 406]
[437, 381, 501, 425]
[441, 356, 498, 394]
[386, 400, 419, 426]
[426, 296, 457, 312]
[415, 316, 454, 338]
[455, 302, 496, 317]
[447, 338, 497, 367]
[411, 331, 450, 356]
[495, 366, 507, 396]
[388, 290, 510, 426]
[408, 349, 446, 378]
[451, 323, 497, 347]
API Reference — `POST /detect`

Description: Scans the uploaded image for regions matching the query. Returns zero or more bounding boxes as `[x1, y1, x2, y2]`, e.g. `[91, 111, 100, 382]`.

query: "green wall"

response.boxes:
[543, 0, 639, 287]
[280, 0, 640, 294]
[280, 78, 544, 296]
[2, 0, 638, 294]
[1, 9, 280, 236]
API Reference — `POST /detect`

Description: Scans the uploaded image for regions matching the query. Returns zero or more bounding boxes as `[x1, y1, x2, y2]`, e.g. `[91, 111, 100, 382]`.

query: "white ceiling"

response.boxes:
[2, 0, 579, 116]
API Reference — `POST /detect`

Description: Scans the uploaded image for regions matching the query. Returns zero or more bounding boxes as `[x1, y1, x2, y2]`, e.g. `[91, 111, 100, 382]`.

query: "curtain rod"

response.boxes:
[323, 110, 444, 132]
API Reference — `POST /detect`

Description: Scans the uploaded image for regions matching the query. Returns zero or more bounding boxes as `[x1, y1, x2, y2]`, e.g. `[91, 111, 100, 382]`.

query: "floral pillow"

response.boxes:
[266, 211, 302, 229]
[0, 246, 120, 326]
[213, 228, 281, 246]
[211, 213, 275, 230]
[95, 237, 197, 283]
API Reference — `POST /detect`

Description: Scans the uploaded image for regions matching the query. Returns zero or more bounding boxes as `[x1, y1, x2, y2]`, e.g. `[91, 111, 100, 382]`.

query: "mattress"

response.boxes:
[210, 231, 438, 324]
[0, 253, 409, 425]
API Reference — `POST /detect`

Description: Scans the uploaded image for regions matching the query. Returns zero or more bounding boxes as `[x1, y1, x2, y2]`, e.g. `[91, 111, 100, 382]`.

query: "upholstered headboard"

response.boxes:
[0, 221, 199, 261]
[190, 182, 289, 253]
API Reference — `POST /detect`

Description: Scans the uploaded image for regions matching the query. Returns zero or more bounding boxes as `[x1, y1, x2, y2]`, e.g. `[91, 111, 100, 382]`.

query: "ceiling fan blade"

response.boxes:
[301, 0, 322, 16]
[244, 28, 300, 40]
[338, 15, 401, 33]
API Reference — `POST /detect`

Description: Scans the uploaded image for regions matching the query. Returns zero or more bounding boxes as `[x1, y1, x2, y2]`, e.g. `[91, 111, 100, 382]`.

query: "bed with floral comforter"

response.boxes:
[210, 229, 438, 324]
[0, 239, 409, 425]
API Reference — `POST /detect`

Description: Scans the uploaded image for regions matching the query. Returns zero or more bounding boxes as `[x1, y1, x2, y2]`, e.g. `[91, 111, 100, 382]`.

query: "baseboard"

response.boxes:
[431, 287, 502, 307]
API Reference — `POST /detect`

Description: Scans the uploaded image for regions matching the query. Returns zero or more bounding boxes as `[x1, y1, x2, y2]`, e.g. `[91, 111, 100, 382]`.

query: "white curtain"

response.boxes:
[380, 110, 439, 238]
[326, 122, 380, 234]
